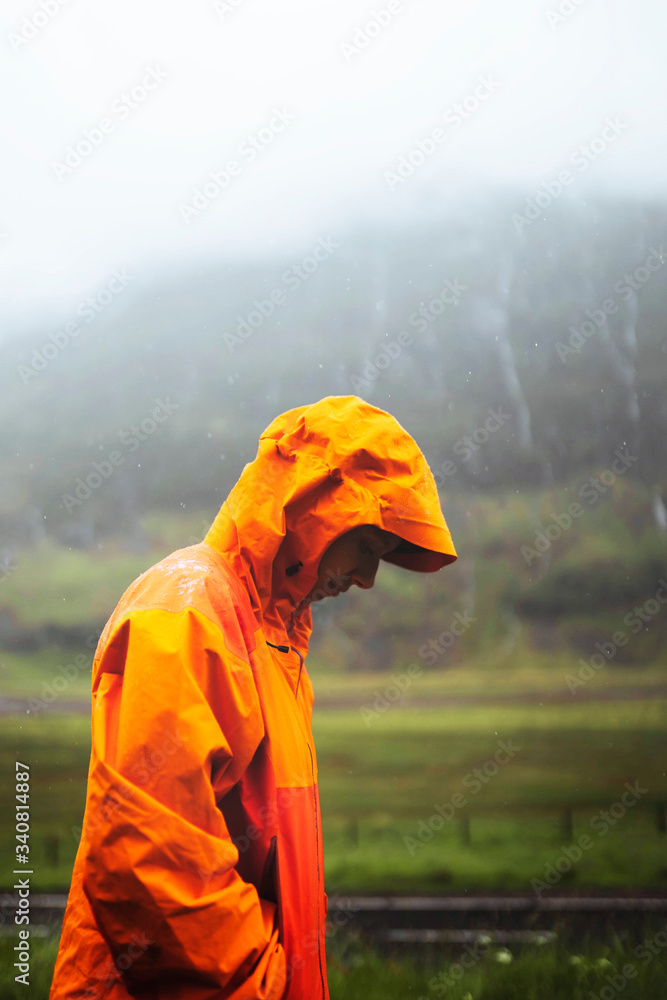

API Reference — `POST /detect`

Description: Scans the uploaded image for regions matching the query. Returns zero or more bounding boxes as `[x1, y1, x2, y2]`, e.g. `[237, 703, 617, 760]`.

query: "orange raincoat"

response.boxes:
[50, 395, 457, 999]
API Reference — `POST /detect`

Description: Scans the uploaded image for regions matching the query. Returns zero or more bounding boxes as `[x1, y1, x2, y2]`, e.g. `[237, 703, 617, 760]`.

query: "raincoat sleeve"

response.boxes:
[81, 605, 287, 999]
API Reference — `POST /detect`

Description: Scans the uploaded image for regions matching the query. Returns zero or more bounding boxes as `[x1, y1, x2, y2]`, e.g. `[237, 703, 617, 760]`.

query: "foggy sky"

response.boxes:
[1, 0, 666, 331]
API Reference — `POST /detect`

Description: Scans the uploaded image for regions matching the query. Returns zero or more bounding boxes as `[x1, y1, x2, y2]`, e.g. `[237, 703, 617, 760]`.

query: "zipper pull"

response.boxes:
[266, 641, 304, 700]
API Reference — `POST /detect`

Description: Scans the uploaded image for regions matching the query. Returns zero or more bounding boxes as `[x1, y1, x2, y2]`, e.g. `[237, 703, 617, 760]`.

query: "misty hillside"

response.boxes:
[2, 192, 667, 553]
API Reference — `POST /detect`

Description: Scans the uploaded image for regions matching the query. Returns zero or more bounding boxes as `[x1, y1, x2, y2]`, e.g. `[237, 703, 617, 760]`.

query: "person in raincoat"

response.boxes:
[50, 394, 457, 1000]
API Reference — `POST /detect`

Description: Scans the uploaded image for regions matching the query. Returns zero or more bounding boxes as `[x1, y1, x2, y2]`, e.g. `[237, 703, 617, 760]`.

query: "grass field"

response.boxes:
[4, 664, 666, 998]
[2, 926, 667, 1000]
[1, 681, 666, 894]
[4, 642, 667, 706]
[312, 693, 667, 891]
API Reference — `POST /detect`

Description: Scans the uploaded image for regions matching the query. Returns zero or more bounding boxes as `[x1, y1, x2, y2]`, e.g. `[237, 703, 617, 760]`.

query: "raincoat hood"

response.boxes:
[204, 395, 457, 654]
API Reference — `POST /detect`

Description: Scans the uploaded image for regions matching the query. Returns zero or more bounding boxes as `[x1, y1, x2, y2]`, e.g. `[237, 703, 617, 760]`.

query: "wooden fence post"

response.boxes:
[44, 834, 60, 867]
[561, 806, 573, 841]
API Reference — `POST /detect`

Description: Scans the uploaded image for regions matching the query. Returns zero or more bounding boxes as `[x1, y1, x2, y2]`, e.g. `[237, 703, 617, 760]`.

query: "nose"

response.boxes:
[352, 567, 377, 590]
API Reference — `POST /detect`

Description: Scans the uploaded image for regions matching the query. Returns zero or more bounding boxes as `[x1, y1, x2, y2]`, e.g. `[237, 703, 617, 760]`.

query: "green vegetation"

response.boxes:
[2, 693, 666, 894]
[0, 715, 90, 892]
[326, 930, 667, 1000]
[2, 479, 667, 674]
[0, 647, 92, 701]
[314, 696, 667, 892]
[0, 480, 665, 1000]
[0, 932, 61, 1000]
[0, 539, 160, 631]
[3, 188, 667, 998]
[3, 927, 667, 999]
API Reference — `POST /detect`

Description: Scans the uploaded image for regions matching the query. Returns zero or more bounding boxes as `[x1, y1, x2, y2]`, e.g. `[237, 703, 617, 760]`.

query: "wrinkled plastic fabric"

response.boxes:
[50, 395, 456, 999]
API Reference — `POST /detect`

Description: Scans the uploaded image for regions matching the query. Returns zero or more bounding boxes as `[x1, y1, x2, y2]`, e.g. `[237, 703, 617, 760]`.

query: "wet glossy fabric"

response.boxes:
[50, 395, 456, 999]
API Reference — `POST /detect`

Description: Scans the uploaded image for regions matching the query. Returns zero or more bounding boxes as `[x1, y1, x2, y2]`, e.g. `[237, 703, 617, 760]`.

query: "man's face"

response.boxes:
[294, 524, 402, 614]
